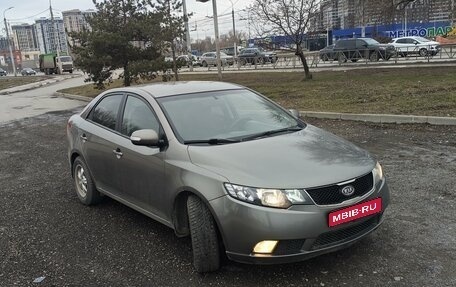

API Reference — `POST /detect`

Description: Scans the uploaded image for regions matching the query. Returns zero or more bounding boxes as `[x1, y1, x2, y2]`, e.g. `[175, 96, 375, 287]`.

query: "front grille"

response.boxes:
[306, 172, 374, 205]
[273, 239, 306, 255]
[312, 215, 380, 250]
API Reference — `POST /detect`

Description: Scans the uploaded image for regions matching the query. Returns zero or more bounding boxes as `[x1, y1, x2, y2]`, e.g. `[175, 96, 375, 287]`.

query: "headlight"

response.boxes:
[373, 162, 384, 185]
[224, 184, 312, 209]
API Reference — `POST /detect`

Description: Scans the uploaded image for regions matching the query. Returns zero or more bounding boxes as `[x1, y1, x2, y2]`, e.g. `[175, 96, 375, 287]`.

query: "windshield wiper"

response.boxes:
[184, 138, 241, 145]
[240, 126, 303, 141]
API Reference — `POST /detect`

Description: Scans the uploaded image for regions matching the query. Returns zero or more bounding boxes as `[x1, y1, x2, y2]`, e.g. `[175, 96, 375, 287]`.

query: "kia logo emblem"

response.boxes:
[341, 185, 355, 197]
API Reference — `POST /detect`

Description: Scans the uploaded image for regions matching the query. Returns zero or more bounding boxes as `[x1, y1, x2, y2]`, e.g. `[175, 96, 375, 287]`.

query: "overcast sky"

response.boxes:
[1, 0, 253, 39]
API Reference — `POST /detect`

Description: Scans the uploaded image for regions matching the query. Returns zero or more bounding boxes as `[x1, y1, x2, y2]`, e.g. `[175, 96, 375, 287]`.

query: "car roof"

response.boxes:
[108, 81, 244, 98]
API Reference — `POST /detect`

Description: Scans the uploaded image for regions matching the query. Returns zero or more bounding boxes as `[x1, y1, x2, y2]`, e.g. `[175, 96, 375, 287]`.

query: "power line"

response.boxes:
[7, 8, 50, 21]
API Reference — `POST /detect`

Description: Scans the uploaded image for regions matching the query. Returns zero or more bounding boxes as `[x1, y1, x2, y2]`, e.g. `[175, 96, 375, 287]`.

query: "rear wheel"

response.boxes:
[187, 195, 220, 273]
[369, 52, 379, 62]
[202, 61, 208, 67]
[73, 157, 103, 205]
[337, 53, 347, 63]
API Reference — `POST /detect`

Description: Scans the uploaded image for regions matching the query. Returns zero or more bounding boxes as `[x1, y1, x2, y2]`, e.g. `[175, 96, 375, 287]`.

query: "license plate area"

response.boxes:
[328, 198, 382, 227]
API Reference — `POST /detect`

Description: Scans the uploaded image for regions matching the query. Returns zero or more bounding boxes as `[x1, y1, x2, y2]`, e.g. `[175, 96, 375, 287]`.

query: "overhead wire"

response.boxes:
[7, 8, 50, 21]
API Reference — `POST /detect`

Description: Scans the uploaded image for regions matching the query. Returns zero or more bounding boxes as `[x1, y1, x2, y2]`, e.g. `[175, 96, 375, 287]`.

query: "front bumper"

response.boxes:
[209, 179, 390, 264]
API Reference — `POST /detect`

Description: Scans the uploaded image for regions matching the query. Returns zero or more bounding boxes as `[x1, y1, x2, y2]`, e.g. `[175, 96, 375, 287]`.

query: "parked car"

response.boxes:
[200, 52, 234, 67]
[67, 81, 390, 273]
[176, 54, 201, 67]
[389, 36, 440, 57]
[333, 38, 395, 62]
[0, 68, 7, 76]
[21, 68, 37, 76]
[238, 47, 278, 65]
[319, 44, 335, 61]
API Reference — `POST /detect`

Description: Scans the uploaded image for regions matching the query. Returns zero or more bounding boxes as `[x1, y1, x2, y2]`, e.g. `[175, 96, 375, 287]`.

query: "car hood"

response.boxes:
[187, 125, 375, 189]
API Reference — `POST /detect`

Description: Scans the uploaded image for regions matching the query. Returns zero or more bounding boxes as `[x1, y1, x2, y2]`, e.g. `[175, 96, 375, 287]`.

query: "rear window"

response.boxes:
[90, 95, 123, 130]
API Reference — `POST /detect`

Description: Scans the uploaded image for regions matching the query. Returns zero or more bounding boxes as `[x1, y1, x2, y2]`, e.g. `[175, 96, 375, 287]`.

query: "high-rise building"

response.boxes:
[35, 17, 68, 54]
[12, 24, 39, 52]
[313, 0, 454, 30]
[62, 9, 96, 34]
[62, 9, 96, 46]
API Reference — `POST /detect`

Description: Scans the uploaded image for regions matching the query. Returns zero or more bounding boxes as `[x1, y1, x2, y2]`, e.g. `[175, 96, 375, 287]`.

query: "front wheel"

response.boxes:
[187, 195, 220, 273]
[419, 48, 428, 57]
[73, 157, 103, 205]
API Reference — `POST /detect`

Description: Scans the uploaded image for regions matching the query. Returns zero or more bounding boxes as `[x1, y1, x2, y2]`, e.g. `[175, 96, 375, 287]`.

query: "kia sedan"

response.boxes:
[67, 82, 390, 272]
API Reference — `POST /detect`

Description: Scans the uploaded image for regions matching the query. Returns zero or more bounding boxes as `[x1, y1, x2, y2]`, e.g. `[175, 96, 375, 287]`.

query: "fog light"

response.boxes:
[253, 240, 278, 254]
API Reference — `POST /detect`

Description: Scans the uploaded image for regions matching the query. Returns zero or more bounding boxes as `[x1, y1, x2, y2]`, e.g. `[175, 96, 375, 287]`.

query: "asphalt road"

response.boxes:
[0, 107, 455, 286]
[0, 76, 86, 123]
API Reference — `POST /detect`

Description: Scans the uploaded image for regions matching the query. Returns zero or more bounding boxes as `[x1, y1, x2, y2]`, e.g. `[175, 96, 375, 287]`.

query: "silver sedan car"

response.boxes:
[67, 82, 390, 272]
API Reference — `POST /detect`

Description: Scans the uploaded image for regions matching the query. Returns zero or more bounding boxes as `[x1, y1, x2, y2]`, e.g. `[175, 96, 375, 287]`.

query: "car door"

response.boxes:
[115, 94, 167, 219]
[395, 38, 408, 53]
[81, 93, 125, 195]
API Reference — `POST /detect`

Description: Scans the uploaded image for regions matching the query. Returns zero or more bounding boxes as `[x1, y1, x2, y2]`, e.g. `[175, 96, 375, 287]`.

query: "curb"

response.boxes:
[0, 75, 82, 95]
[54, 92, 91, 102]
[301, 111, 456, 126]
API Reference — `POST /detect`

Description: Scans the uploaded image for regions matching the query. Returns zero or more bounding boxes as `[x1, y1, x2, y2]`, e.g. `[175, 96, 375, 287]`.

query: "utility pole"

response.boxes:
[197, 0, 222, 80]
[182, 0, 193, 71]
[3, 7, 16, 77]
[229, 0, 237, 59]
[50, 0, 62, 74]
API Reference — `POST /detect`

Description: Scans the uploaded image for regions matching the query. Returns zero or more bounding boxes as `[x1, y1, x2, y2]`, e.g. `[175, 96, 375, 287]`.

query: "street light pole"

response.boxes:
[50, 0, 62, 74]
[229, 0, 237, 59]
[3, 7, 17, 77]
[197, 0, 222, 80]
[182, 0, 193, 71]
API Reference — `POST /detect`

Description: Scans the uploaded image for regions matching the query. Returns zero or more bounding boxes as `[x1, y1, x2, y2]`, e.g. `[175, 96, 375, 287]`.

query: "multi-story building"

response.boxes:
[12, 24, 39, 52]
[62, 9, 96, 46]
[313, 0, 455, 30]
[62, 9, 95, 34]
[35, 17, 68, 54]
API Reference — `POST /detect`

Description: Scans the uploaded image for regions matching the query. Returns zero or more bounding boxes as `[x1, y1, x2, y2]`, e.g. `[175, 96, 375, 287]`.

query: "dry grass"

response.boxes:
[58, 67, 456, 117]
[0, 76, 51, 91]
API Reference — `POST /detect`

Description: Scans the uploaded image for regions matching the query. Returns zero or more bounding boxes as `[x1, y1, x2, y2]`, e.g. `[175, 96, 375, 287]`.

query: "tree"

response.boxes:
[251, 0, 319, 80]
[70, 0, 165, 88]
[148, 0, 185, 81]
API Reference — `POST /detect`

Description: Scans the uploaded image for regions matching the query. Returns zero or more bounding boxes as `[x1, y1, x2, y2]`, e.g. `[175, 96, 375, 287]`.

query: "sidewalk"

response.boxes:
[0, 74, 81, 95]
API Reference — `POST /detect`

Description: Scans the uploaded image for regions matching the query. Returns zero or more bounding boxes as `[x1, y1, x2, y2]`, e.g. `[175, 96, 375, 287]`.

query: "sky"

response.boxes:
[1, 0, 253, 40]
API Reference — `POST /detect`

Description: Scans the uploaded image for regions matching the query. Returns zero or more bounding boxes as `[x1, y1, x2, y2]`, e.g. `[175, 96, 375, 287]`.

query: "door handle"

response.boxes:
[113, 148, 123, 159]
[80, 134, 88, 142]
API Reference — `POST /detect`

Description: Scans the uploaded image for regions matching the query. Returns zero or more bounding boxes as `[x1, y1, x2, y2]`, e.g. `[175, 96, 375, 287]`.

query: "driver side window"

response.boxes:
[121, 95, 160, 137]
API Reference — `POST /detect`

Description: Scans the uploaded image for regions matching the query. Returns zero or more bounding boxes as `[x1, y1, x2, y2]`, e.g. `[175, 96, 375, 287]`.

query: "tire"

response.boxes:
[202, 61, 208, 67]
[419, 48, 428, 57]
[73, 157, 103, 205]
[187, 195, 220, 273]
[337, 53, 346, 63]
[369, 52, 379, 62]
[351, 59, 358, 62]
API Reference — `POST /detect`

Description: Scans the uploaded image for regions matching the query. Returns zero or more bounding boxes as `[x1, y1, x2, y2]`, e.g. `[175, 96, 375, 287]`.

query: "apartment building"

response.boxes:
[35, 17, 68, 54]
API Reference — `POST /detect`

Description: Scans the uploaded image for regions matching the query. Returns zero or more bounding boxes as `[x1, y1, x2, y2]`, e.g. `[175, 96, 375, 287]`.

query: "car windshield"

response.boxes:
[59, 56, 72, 62]
[157, 89, 303, 143]
[363, 38, 380, 45]
[415, 37, 430, 42]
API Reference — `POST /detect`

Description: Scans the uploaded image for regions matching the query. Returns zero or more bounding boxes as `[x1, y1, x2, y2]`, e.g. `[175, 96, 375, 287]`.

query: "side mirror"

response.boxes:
[414, 41, 418, 45]
[289, 109, 300, 118]
[130, 129, 159, 146]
